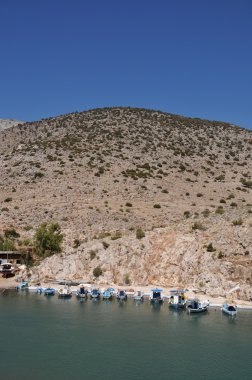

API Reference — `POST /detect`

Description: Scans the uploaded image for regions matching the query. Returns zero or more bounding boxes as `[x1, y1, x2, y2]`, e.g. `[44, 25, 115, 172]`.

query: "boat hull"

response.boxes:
[187, 306, 208, 313]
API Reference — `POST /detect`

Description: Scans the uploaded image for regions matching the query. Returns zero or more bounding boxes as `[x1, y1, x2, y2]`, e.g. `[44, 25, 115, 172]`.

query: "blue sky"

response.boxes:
[0, 0, 251, 129]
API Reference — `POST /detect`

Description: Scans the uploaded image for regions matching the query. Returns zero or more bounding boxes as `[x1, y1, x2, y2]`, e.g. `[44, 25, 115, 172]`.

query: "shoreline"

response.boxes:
[1, 277, 252, 309]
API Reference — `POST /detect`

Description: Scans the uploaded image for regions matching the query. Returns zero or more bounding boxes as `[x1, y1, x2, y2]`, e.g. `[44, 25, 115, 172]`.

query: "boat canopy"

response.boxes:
[170, 289, 186, 294]
[151, 288, 163, 292]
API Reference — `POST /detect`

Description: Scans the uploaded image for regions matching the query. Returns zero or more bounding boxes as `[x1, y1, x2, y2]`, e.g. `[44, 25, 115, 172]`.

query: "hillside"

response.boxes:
[0, 118, 23, 131]
[0, 107, 251, 299]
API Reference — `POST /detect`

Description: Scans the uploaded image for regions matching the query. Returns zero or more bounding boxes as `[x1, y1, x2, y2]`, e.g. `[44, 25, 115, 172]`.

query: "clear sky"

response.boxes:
[0, 0, 251, 129]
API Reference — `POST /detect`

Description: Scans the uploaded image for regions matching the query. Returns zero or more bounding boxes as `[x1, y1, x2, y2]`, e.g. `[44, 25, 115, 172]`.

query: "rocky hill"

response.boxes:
[0, 118, 23, 131]
[0, 107, 251, 299]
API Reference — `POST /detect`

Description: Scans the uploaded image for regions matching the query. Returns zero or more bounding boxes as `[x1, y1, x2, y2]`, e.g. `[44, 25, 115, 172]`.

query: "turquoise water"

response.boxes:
[0, 291, 252, 380]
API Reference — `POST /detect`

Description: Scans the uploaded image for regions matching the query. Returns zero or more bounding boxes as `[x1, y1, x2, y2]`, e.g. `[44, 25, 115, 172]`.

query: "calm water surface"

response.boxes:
[0, 291, 252, 380]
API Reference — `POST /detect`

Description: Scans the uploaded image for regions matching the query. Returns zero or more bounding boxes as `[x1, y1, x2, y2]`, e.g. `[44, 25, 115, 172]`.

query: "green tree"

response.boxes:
[34, 222, 63, 257]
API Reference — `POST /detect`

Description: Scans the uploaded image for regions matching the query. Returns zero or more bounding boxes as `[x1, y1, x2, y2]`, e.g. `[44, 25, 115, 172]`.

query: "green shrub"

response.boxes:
[73, 239, 81, 248]
[184, 211, 191, 219]
[215, 206, 225, 214]
[192, 221, 204, 231]
[111, 231, 122, 240]
[153, 204, 161, 208]
[4, 229, 20, 239]
[90, 250, 97, 260]
[206, 243, 216, 252]
[202, 209, 210, 217]
[232, 218, 243, 226]
[124, 273, 131, 285]
[34, 222, 63, 257]
[4, 197, 12, 202]
[93, 266, 102, 278]
[136, 228, 145, 239]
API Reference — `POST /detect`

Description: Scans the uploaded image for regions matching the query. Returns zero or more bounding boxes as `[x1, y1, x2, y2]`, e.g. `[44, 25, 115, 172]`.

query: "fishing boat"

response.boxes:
[187, 299, 209, 313]
[76, 285, 88, 299]
[90, 288, 101, 299]
[133, 290, 144, 301]
[103, 289, 113, 300]
[27, 285, 44, 293]
[0, 263, 15, 277]
[149, 288, 164, 304]
[117, 289, 127, 301]
[58, 286, 72, 298]
[221, 303, 237, 317]
[44, 288, 56, 296]
[169, 290, 187, 309]
[16, 281, 29, 291]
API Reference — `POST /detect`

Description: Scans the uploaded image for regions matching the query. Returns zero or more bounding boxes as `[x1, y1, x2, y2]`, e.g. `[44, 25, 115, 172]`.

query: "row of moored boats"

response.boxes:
[15, 283, 238, 316]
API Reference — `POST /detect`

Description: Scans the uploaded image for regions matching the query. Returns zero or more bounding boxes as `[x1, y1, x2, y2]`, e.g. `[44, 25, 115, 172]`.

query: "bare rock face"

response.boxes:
[0, 107, 251, 299]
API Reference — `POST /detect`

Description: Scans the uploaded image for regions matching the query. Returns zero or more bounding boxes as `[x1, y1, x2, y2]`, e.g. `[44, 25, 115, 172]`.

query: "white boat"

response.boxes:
[149, 288, 164, 304]
[169, 290, 187, 309]
[221, 303, 237, 316]
[133, 290, 144, 301]
[58, 286, 72, 298]
[187, 299, 209, 313]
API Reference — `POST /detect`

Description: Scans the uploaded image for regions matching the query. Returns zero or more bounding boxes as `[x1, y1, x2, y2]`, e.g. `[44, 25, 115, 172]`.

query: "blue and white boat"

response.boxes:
[103, 289, 113, 300]
[221, 303, 237, 317]
[76, 285, 88, 299]
[16, 281, 29, 291]
[187, 299, 209, 313]
[90, 288, 100, 299]
[117, 289, 127, 301]
[168, 290, 186, 309]
[149, 288, 164, 304]
[44, 288, 56, 296]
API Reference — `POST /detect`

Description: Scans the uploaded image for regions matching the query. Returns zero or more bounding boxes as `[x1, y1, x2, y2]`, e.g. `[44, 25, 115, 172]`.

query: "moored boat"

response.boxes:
[76, 285, 88, 299]
[58, 286, 72, 298]
[169, 289, 187, 309]
[16, 281, 29, 291]
[103, 289, 113, 300]
[221, 303, 237, 317]
[90, 288, 100, 299]
[187, 299, 209, 313]
[149, 288, 164, 304]
[44, 288, 56, 296]
[133, 290, 144, 301]
[117, 289, 127, 301]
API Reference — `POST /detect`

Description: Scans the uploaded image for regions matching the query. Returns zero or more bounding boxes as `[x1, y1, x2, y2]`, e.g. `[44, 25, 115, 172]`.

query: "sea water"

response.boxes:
[0, 291, 251, 380]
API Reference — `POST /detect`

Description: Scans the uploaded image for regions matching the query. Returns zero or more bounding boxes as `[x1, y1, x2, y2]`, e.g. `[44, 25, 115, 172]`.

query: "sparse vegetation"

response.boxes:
[34, 222, 63, 257]
[136, 228, 145, 239]
[93, 266, 102, 278]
